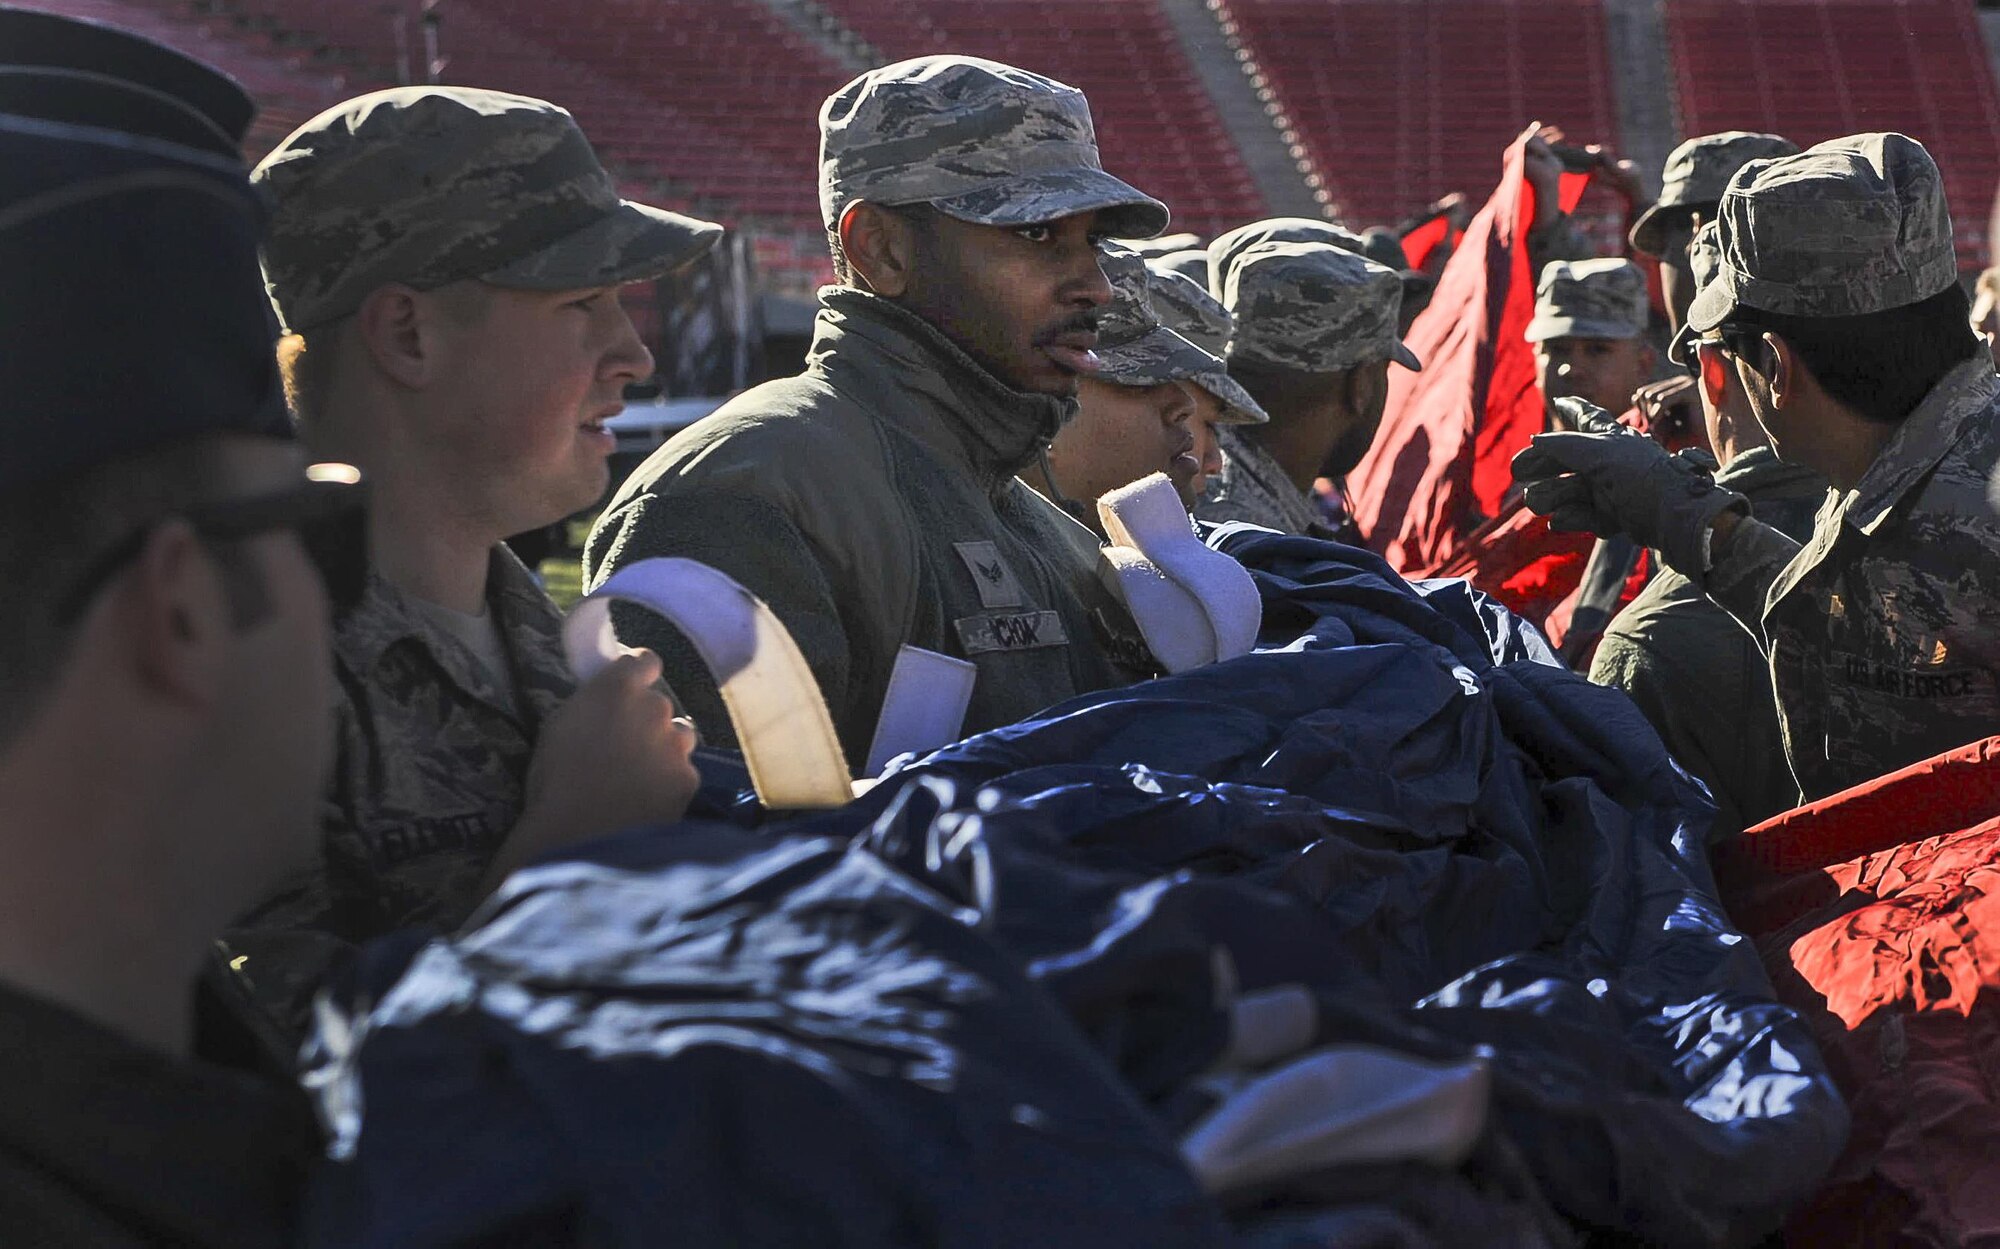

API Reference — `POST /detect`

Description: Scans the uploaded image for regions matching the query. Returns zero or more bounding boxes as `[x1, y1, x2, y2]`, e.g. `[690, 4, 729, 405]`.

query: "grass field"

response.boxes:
[537, 515, 597, 611]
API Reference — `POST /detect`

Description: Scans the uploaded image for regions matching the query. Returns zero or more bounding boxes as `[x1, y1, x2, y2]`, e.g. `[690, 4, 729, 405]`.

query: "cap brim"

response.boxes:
[1667, 322, 1700, 367]
[1192, 368, 1268, 424]
[1096, 325, 1224, 387]
[1524, 315, 1644, 344]
[1685, 275, 1738, 334]
[1628, 202, 1668, 256]
[927, 166, 1170, 238]
[481, 198, 724, 290]
[1095, 327, 1267, 422]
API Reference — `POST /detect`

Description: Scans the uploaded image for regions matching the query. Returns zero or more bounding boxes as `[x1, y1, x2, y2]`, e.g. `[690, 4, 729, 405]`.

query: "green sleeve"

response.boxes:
[583, 490, 870, 762]
[1696, 517, 1803, 647]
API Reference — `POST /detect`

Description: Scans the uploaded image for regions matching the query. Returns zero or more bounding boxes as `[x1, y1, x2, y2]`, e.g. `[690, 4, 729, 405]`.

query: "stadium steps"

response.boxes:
[1600, 0, 1678, 201]
[1215, 0, 1630, 246]
[746, 0, 871, 73]
[1157, 0, 1327, 220]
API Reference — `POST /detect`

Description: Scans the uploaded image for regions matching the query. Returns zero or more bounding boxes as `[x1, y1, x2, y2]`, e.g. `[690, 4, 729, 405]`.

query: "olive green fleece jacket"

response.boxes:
[583, 287, 1154, 770]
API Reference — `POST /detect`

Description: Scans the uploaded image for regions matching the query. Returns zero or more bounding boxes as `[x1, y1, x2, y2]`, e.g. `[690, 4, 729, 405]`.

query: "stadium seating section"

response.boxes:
[1214, 0, 1628, 241]
[31, 0, 2000, 282]
[1665, 0, 2000, 266]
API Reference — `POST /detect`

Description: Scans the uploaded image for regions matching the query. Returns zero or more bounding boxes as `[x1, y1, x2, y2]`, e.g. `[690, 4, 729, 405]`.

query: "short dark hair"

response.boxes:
[825, 201, 943, 288]
[0, 437, 267, 745]
[1725, 283, 1979, 424]
[1227, 356, 1349, 415]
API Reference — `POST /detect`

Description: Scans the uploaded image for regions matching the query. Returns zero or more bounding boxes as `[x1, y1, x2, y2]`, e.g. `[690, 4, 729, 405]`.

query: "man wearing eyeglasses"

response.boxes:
[0, 14, 355, 1241]
[227, 88, 722, 1041]
[1624, 132, 1799, 447]
[1515, 134, 2000, 803]
[1585, 225, 1828, 838]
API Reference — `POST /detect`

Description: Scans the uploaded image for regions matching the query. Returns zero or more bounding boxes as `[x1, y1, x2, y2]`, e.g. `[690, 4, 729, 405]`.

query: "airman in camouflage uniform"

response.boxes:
[1590, 224, 1829, 836]
[1144, 259, 1270, 509]
[229, 87, 719, 1038]
[1027, 245, 1265, 520]
[1527, 257, 1656, 429]
[1517, 133, 2000, 800]
[1630, 131, 1799, 325]
[586, 56, 1169, 766]
[1197, 239, 1421, 538]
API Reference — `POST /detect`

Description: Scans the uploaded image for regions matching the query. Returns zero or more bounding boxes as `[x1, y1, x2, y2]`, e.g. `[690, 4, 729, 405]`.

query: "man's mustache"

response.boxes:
[1034, 311, 1101, 345]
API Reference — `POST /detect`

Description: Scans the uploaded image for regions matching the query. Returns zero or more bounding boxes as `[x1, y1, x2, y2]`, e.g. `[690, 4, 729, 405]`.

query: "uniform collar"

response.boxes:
[1847, 355, 1999, 536]
[333, 544, 570, 724]
[809, 286, 1077, 491]
[1712, 445, 1827, 497]
[1213, 426, 1322, 533]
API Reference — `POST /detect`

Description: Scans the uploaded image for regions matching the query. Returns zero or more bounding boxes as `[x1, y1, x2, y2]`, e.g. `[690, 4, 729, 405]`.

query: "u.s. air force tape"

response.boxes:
[565, 558, 855, 810]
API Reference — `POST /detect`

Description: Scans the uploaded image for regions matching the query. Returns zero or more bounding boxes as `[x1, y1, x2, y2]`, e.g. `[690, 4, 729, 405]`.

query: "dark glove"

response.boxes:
[1511, 398, 1749, 575]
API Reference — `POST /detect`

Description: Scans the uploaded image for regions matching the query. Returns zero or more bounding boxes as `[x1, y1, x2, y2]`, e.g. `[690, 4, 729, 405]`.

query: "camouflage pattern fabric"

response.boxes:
[1669, 221, 1724, 365]
[1223, 240, 1421, 373]
[1195, 425, 1325, 536]
[1589, 447, 1828, 838]
[1630, 131, 1798, 256]
[254, 86, 721, 333]
[1154, 248, 1208, 290]
[1704, 357, 2000, 799]
[1688, 133, 1958, 332]
[817, 55, 1166, 237]
[1093, 245, 1262, 423]
[224, 545, 574, 1039]
[1205, 216, 1369, 302]
[1526, 257, 1650, 343]
[1143, 260, 1266, 424]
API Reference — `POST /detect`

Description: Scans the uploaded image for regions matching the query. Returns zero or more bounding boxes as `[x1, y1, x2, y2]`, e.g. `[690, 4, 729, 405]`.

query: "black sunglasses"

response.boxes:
[57, 464, 370, 624]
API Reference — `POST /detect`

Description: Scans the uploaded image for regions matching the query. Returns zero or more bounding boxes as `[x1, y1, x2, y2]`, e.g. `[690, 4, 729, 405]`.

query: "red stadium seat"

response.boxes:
[1216, 0, 1627, 238]
[1664, 0, 2000, 268]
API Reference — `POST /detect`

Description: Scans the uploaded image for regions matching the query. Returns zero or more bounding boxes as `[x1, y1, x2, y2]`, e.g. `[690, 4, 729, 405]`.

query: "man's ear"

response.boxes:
[840, 203, 916, 298]
[1763, 332, 1797, 409]
[1347, 359, 1390, 419]
[354, 283, 434, 390]
[124, 520, 231, 711]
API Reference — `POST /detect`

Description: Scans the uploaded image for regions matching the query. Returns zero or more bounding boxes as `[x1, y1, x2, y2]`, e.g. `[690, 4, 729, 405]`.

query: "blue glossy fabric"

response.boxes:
[305, 527, 1846, 1248]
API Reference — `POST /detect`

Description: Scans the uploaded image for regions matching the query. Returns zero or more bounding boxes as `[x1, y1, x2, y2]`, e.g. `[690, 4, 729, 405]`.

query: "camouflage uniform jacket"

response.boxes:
[1196, 426, 1326, 536]
[583, 287, 1153, 767]
[225, 545, 573, 1036]
[1590, 448, 1827, 837]
[1704, 355, 2000, 799]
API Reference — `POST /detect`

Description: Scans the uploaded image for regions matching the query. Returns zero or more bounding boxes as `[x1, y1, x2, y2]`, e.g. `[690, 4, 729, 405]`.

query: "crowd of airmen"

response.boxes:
[5, 5, 2000, 1239]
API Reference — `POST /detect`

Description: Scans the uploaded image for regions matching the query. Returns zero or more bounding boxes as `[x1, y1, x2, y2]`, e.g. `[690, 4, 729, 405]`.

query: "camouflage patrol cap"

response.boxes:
[1206, 217, 1366, 301]
[1630, 131, 1798, 256]
[1688, 133, 1958, 333]
[1526, 257, 1649, 343]
[1669, 222, 1723, 366]
[255, 86, 724, 333]
[1141, 261, 1267, 424]
[818, 56, 1168, 238]
[1093, 244, 1265, 426]
[1224, 241, 1421, 373]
